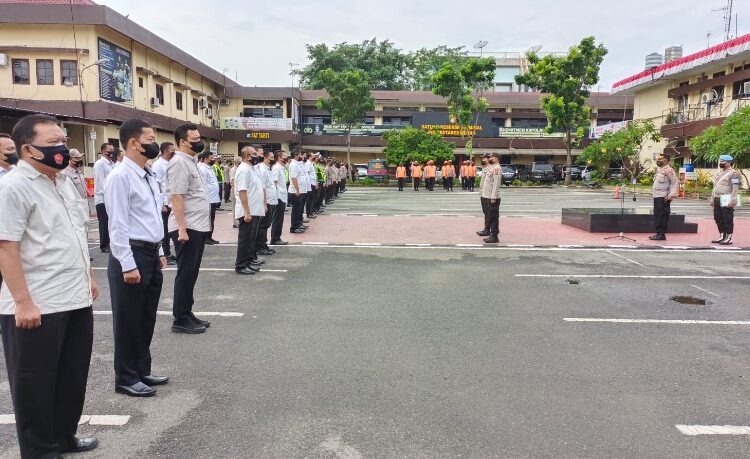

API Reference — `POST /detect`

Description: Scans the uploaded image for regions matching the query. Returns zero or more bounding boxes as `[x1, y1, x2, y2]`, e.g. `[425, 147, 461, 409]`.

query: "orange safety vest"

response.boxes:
[411, 166, 422, 178]
[460, 165, 467, 176]
[445, 165, 455, 177]
[425, 165, 436, 178]
[396, 166, 406, 178]
[468, 166, 477, 177]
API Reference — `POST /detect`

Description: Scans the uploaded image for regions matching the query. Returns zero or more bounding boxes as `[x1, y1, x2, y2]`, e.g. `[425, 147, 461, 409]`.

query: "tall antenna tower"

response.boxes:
[713, 0, 734, 42]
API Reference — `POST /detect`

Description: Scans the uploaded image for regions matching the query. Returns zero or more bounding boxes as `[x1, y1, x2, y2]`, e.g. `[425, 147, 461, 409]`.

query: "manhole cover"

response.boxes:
[567, 279, 581, 285]
[670, 296, 707, 306]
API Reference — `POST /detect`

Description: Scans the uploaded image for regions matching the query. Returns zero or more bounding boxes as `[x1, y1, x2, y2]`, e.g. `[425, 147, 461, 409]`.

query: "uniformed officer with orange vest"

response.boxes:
[442, 161, 455, 191]
[396, 163, 407, 191]
[424, 160, 437, 191]
[467, 161, 477, 191]
[411, 161, 422, 191]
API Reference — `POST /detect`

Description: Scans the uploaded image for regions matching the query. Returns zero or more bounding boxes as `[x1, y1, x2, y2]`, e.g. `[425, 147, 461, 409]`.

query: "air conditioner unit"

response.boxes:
[205, 108, 213, 118]
[0, 53, 8, 68]
[198, 97, 207, 108]
[212, 119, 220, 128]
[150, 97, 161, 107]
[221, 97, 230, 106]
[674, 112, 685, 124]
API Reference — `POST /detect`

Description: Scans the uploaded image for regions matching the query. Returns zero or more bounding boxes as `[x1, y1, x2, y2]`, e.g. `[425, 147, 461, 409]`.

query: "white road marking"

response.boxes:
[320, 434, 363, 459]
[91, 267, 287, 273]
[518, 274, 750, 279]
[691, 285, 720, 297]
[276, 244, 750, 253]
[661, 245, 690, 249]
[406, 243, 432, 246]
[94, 311, 244, 317]
[456, 244, 482, 247]
[507, 244, 534, 247]
[676, 425, 750, 435]
[558, 245, 584, 248]
[564, 318, 750, 325]
[608, 244, 638, 249]
[606, 250, 643, 266]
[302, 242, 330, 245]
[353, 242, 382, 246]
[1, 415, 130, 427]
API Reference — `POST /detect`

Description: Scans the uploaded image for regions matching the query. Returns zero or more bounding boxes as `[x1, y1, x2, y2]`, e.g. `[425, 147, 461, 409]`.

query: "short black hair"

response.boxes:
[174, 123, 199, 144]
[12, 114, 58, 152]
[119, 119, 152, 150]
[273, 150, 285, 161]
[0, 133, 11, 139]
[197, 152, 211, 162]
[160, 141, 174, 153]
[100, 142, 113, 152]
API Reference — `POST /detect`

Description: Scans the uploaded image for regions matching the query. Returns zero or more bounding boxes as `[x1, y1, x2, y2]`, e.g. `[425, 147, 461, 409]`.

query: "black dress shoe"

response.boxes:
[189, 313, 211, 328]
[249, 259, 265, 266]
[648, 234, 666, 241]
[483, 236, 499, 243]
[235, 267, 256, 275]
[271, 240, 288, 245]
[115, 382, 156, 397]
[171, 321, 206, 334]
[205, 238, 219, 245]
[291, 229, 305, 234]
[168, 255, 177, 262]
[142, 374, 169, 386]
[62, 437, 99, 453]
[476, 230, 490, 236]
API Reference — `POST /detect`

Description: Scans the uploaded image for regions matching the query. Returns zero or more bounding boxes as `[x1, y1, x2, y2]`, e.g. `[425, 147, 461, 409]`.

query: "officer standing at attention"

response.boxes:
[710, 154, 742, 245]
[270, 150, 289, 246]
[167, 123, 211, 334]
[481, 154, 502, 243]
[411, 161, 423, 191]
[62, 149, 88, 199]
[649, 154, 678, 241]
[104, 119, 169, 397]
[152, 142, 176, 264]
[234, 147, 265, 275]
[396, 163, 407, 191]
[477, 155, 491, 237]
[0, 114, 100, 457]
[94, 143, 116, 253]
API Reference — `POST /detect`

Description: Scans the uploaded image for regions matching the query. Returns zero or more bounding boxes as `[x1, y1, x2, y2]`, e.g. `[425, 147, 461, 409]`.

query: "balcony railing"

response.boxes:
[663, 98, 749, 125]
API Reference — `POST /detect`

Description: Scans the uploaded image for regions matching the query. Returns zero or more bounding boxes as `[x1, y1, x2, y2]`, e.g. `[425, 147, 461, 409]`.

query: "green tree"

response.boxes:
[515, 37, 608, 185]
[299, 38, 410, 90]
[383, 127, 455, 165]
[316, 69, 375, 167]
[691, 105, 750, 186]
[407, 45, 467, 90]
[431, 57, 496, 160]
[578, 120, 661, 180]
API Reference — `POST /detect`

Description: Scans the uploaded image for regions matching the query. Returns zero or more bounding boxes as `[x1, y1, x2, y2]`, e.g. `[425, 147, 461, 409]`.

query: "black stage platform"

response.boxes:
[561, 208, 699, 233]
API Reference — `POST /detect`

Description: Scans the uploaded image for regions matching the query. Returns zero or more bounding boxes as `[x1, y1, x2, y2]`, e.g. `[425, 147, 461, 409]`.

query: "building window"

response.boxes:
[733, 78, 750, 98]
[207, 103, 214, 118]
[193, 98, 199, 115]
[382, 106, 419, 111]
[242, 107, 283, 118]
[60, 60, 78, 86]
[303, 116, 331, 124]
[155, 84, 164, 104]
[382, 116, 411, 126]
[511, 118, 548, 128]
[425, 107, 448, 112]
[36, 60, 54, 85]
[12, 59, 30, 85]
[138, 77, 144, 88]
[495, 83, 513, 92]
[176, 91, 183, 110]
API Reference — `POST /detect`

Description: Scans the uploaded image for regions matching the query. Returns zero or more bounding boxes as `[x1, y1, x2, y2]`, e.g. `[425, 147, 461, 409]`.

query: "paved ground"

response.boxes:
[1, 187, 749, 457]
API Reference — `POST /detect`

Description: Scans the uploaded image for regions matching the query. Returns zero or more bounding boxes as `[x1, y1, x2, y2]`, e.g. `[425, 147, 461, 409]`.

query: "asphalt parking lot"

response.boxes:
[2, 242, 749, 458]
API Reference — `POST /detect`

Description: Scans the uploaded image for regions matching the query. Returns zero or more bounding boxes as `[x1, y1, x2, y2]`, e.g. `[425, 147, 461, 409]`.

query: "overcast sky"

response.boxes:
[98, 0, 742, 91]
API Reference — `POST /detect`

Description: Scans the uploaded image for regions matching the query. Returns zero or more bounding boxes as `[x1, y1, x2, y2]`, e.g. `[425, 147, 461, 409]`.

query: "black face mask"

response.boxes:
[138, 141, 160, 160]
[4, 153, 19, 166]
[188, 141, 205, 154]
[250, 156, 261, 165]
[70, 159, 83, 168]
[104, 150, 115, 161]
[30, 144, 70, 170]
[270, 159, 277, 166]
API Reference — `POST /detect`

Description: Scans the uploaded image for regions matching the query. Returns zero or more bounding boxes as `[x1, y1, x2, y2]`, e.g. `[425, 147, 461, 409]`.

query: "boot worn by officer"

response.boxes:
[189, 312, 211, 328]
[62, 437, 99, 453]
[235, 267, 256, 275]
[649, 233, 666, 241]
[720, 234, 733, 245]
[483, 235, 499, 244]
[115, 381, 156, 397]
[712, 233, 727, 244]
[142, 374, 169, 386]
[477, 230, 490, 237]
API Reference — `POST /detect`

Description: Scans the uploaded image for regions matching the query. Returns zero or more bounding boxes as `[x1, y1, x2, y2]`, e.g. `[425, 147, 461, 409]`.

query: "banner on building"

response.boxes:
[301, 124, 401, 136]
[589, 120, 630, 139]
[412, 112, 495, 138]
[98, 38, 133, 104]
[498, 127, 564, 138]
[221, 117, 293, 131]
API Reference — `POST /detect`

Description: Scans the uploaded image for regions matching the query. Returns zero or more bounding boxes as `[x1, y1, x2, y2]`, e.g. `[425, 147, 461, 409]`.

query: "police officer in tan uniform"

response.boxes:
[649, 154, 678, 241]
[710, 154, 742, 245]
[476, 155, 491, 237]
[62, 149, 88, 199]
[480, 154, 502, 243]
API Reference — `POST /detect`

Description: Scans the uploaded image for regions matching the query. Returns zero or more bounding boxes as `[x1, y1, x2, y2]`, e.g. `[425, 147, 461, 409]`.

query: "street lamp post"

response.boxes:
[78, 58, 109, 163]
[289, 62, 300, 149]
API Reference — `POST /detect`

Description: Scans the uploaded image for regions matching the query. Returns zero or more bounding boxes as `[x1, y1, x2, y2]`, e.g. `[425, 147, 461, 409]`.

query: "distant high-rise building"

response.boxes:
[645, 53, 664, 70]
[664, 46, 683, 63]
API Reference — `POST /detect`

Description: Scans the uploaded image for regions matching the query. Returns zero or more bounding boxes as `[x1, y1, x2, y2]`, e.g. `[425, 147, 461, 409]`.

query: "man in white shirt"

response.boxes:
[197, 152, 222, 245]
[255, 148, 276, 255]
[234, 147, 265, 275]
[151, 142, 175, 264]
[288, 151, 306, 233]
[304, 152, 317, 220]
[104, 119, 169, 398]
[0, 133, 17, 181]
[94, 142, 115, 253]
[270, 150, 288, 245]
[0, 114, 100, 457]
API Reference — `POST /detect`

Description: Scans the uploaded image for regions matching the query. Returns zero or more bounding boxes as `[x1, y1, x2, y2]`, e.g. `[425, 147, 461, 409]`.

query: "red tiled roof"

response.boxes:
[0, 0, 96, 4]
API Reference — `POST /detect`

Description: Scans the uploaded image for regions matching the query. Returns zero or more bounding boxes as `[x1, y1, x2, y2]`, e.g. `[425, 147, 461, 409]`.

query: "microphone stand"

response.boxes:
[604, 178, 638, 244]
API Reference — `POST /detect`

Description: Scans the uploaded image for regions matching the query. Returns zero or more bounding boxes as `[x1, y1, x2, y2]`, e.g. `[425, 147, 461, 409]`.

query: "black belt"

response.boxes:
[129, 239, 161, 252]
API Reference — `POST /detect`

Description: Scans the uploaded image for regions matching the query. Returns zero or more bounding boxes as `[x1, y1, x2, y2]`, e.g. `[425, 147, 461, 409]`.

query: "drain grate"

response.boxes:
[671, 296, 707, 306]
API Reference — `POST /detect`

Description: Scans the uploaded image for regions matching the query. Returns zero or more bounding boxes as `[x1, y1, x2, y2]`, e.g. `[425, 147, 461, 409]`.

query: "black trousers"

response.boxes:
[315, 184, 325, 211]
[107, 246, 162, 386]
[341, 179, 346, 191]
[271, 200, 287, 242]
[223, 183, 232, 202]
[413, 178, 421, 191]
[653, 197, 671, 234]
[468, 177, 476, 191]
[447, 178, 454, 191]
[713, 197, 735, 234]
[398, 178, 405, 191]
[169, 229, 208, 324]
[461, 177, 467, 190]
[306, 188, 315, 216]
[487, 198, 500, 235]
[217, 183, 224, 202]
[95, 203, 110, 250]
[289, 193, 304, 229]
[1, 307, 93, 459]
[256, 205, 275, 250]
[325, 185, 333, 204]
[161, 207, 172, 257]
[208, 202, 220, 240]
[236, 217, 260, 269]
[480, 197, 490, 231]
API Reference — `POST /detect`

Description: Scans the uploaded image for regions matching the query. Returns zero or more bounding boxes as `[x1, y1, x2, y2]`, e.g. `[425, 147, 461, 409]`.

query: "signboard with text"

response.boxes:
[301, 124, 401, 136]
[221, 117, 292, 131]
[589, 120, 629, 139]
[412, 112, 495, 138]
[98, 38, 133, 103]
[498, 127, 564, 138]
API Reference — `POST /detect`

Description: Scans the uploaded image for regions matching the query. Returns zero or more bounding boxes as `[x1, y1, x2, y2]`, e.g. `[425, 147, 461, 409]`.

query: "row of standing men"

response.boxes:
[395, 160, 479, 192]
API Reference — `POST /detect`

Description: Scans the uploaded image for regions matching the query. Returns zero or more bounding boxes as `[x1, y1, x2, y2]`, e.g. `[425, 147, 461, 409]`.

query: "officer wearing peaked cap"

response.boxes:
[710, 154, 742, 245]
